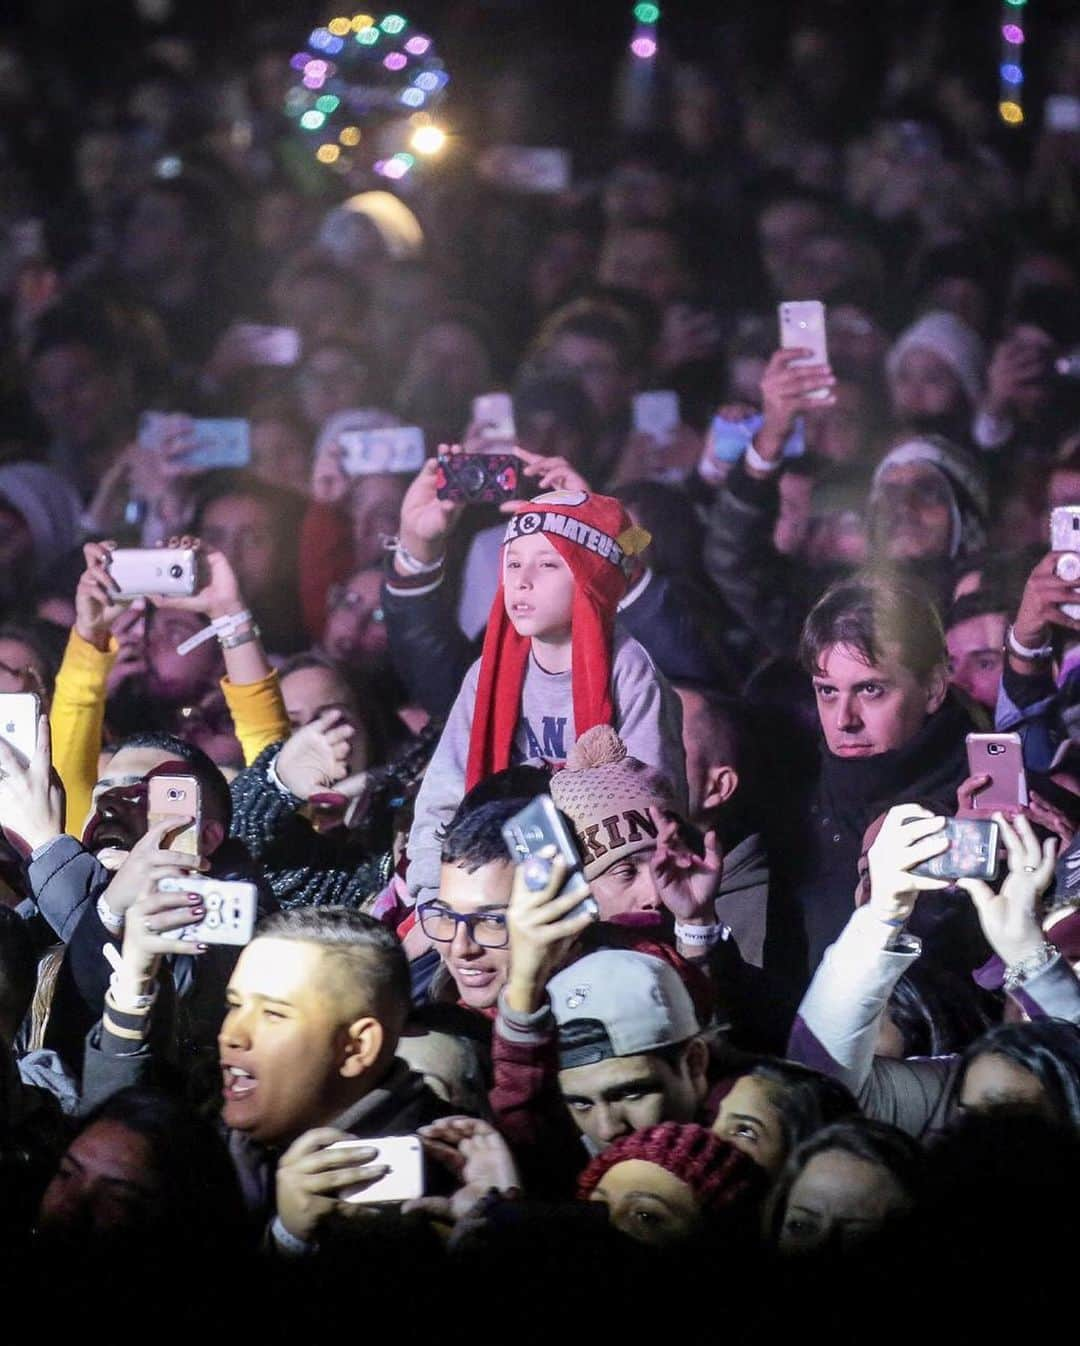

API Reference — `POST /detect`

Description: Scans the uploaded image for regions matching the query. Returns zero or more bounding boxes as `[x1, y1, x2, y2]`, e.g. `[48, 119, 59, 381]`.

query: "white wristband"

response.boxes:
[744, 439, 783, 475]
[1006, 624, 1053, 661]
[271, 1215, 317, 1257]
[674, 920, 728, 948]
[97, 894, 125, 936]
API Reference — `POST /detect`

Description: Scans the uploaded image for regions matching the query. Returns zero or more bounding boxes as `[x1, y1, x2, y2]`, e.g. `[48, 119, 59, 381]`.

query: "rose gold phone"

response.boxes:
[147, 774, 202, 856]
[965, 732, 1028, 811]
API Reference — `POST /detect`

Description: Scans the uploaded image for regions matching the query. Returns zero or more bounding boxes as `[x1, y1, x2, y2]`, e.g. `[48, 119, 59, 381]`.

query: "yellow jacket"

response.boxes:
[51, 630, 290, 837]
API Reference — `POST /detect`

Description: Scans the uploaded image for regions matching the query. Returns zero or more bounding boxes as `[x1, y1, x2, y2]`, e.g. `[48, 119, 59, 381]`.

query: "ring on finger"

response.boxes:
[143, 918, 156, 934]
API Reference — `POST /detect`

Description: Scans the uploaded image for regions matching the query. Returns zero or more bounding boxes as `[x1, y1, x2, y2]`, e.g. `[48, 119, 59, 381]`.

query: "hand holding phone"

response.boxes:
[0, 692, 40, 766]
[964, 733, 1028, 812]
[147, 774, 202, 857]
[778, 301, 832, 400]
[273, 1129, 395, 1245]
[155, 874, 257, 945]
[107, 547, 198, 599]
[436, 453, 522, 505]
[910, 817, 1000, 882]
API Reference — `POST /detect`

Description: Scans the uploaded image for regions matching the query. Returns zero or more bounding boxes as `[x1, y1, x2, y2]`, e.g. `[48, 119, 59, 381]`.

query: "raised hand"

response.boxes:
[0, 711, 64, 852]
[958, 811, 1057, 969]
[648, 805, 722, 925]
[865, 804, 950, 927]
[275, 1129, 388, 1243]
[505, 850, 597, 1014]
[396, 451, 466, 568]
[75, 542, 128, 652]
[275, 709, 355, 801]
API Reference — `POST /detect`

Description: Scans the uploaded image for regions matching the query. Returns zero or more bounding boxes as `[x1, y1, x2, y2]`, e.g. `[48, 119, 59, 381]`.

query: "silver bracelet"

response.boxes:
[219, 622, 260, 650]
[1003, 942, 1057, 992]
[1006, 624, 1053, 661]
[386, 536, 444, 576]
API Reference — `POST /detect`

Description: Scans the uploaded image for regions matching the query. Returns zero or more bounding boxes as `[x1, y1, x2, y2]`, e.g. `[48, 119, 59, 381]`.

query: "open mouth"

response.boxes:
[222, 1064, 257, 1100]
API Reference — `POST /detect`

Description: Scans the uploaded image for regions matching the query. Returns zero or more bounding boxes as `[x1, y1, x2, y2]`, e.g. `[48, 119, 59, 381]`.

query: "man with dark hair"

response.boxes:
[783, 571, 973, 983]
[83, 900, 451, 1250]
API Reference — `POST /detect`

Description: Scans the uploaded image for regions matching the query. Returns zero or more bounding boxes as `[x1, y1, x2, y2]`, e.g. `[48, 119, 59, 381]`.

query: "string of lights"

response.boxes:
[998, 0, 1027, 127]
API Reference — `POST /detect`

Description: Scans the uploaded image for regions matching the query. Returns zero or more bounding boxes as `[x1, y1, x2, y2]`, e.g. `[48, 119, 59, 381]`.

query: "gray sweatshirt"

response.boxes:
[406, 629, 687, 905]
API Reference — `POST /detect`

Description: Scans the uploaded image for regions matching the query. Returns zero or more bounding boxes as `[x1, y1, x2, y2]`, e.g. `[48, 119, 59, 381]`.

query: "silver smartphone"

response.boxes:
[0, 691, 39, 765]
[107, 547, 198, 598]
[779, 300, 830, 399]
[502, 794, 599, 922]
[155, 875, 258, 946]
[328, 1135, 425, 1204]
[1051, 505, 1080, 621]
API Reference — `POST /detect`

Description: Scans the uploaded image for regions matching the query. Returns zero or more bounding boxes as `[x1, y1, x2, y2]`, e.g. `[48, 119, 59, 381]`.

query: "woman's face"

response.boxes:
[779, 1149, 909, 1253]
[712, 1075, 788, 1174]
[588, 1158, 701, 1247]
[38, 1120, 159, 1239]
[958, 1052, 1055, 1119]
[891, 348, 967, 422]
[0, 636, 46, 696]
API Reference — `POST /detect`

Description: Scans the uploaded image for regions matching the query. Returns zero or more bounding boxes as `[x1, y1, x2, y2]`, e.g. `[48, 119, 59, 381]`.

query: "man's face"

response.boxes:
[589, 853, 662, 922]
[428, 860, 514, 1010]
[946, 612, 1006, 711]
[503, 534, 575, 643]
[558, 1048, 703, 1149]
[758, 200, 829, 292]
[869, 462, 954, 561]
[546, 333, 635, 423]
[199, 495, 276, 605]
[811, 642, 945, 758]
[83, 745, 176, 850]
[31, 343, 117, 449]
[219, 938, 359, 1147]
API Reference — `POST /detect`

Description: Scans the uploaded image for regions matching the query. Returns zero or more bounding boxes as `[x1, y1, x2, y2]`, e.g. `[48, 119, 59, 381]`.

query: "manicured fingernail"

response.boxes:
[196, 943, 208, 952]
[187, 893, 201, 904]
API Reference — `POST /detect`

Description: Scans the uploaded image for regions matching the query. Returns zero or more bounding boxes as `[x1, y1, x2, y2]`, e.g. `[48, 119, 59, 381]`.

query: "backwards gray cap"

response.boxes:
[547, 950, 700, 1070]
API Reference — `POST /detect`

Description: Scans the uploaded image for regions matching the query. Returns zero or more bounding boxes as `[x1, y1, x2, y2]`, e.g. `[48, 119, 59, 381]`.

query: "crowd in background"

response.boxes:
[1, 0, 1080, 1333]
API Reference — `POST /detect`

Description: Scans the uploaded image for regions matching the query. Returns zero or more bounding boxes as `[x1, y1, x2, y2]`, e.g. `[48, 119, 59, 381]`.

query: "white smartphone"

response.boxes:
[229, 323, 301, 366]
[779, 300, 830, 399]
[337, 425, 426, 476]
[155, 875, 258, 946]
[107, 547, 198, 599]
[1051, 506, 1080, 621]
[328, 1135, 425, 1205]
[633, 390, 680, 444]
[472, 392, 517, 442]
[0, 692, 39, 766]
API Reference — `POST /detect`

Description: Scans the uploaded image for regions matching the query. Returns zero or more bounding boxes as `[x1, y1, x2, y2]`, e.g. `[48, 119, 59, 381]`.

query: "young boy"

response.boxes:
[406, 490, 686, 908]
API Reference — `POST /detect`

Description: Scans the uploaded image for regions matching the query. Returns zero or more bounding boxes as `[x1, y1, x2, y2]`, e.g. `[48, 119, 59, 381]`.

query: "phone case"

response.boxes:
[108, 548, 198, 598]
[338, 426, 425, 476]
[965, 733, 1028, 810]
[911, 819, 1000, 881]
[329, 1136, 425, 1204]
[0, 692, 39, 765]
[1051, 507, 1080, 621]
[633, 391, 680, 442]
[502, 794, 599, 921]
[435, 453, 522, 504]
[779, 301, 830, 399]
[156, 875, 258, 946]
[147, 774, 202, 856]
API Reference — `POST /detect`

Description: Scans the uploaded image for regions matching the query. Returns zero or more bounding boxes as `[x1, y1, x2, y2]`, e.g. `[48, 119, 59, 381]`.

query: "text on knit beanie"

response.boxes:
[548, 725, 675, 880]
[464, 494, 651, 791]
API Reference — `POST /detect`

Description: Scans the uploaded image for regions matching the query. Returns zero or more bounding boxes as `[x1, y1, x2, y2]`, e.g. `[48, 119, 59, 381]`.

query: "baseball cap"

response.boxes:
[547, 950, 701, 1070]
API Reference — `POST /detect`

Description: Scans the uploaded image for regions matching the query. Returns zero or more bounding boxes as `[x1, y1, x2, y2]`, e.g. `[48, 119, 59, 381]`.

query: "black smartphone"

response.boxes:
[911, 818, 1000, 882]
[502, 794, 599, 921]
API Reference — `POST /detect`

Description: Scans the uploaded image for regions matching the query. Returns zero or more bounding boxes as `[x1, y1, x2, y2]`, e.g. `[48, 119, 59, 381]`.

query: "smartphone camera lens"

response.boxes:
[169, 563, 183, 579]
[167, 787, 183, 800]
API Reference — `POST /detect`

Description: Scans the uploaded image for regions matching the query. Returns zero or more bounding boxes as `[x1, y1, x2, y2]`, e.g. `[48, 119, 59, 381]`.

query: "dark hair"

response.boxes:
[0, 907, 36, 1036]
[744, 1060, 860, 1159]
[764, 1118, 925, 1246]
[959, 1020, 1080, 1128]
[884, 964, 994, 1058]
[115, 731, 232, 830]
[0, 619, 66, 694]
[533, 298, 645, 373]
[440, 794, 538, 873]
[190, 469, 305, 537]
[277, 651, 399, 766]
[945, 589, 1008, 633]
[68, 1087, 248, 1249]
[799, 569, 947, 683]
[257, 906, 410, 1038]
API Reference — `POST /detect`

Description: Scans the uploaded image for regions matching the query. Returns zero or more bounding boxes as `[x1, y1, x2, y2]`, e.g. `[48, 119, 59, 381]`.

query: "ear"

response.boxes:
[925, 663, 949, 716]
[684, 1036, 711, 1102]
[702, 764, 739, 812]
[340, 1016, 384, 1079]
[200, 820, 226, 856]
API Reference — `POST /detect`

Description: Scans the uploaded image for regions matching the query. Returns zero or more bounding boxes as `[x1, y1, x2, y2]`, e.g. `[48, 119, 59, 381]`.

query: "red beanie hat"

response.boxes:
[465, 490, 651, 791]
[577, 1122, 766, 1217]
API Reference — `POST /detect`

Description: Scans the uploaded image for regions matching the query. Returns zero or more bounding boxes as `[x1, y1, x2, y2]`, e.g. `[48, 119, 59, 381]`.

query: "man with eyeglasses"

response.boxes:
[415, 795, 526, 1014]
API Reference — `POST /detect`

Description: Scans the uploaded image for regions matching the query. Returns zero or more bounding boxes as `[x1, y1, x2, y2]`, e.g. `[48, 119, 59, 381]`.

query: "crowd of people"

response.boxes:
[1, 0, 1080, 1330]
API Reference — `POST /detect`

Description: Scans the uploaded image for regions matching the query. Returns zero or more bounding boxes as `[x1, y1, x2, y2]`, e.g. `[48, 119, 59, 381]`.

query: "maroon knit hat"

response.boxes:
[577, 1122, 766, 1217]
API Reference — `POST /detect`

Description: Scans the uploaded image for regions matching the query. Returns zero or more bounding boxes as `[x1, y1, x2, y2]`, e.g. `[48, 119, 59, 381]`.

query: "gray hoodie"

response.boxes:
[406, 629, 686, 905]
